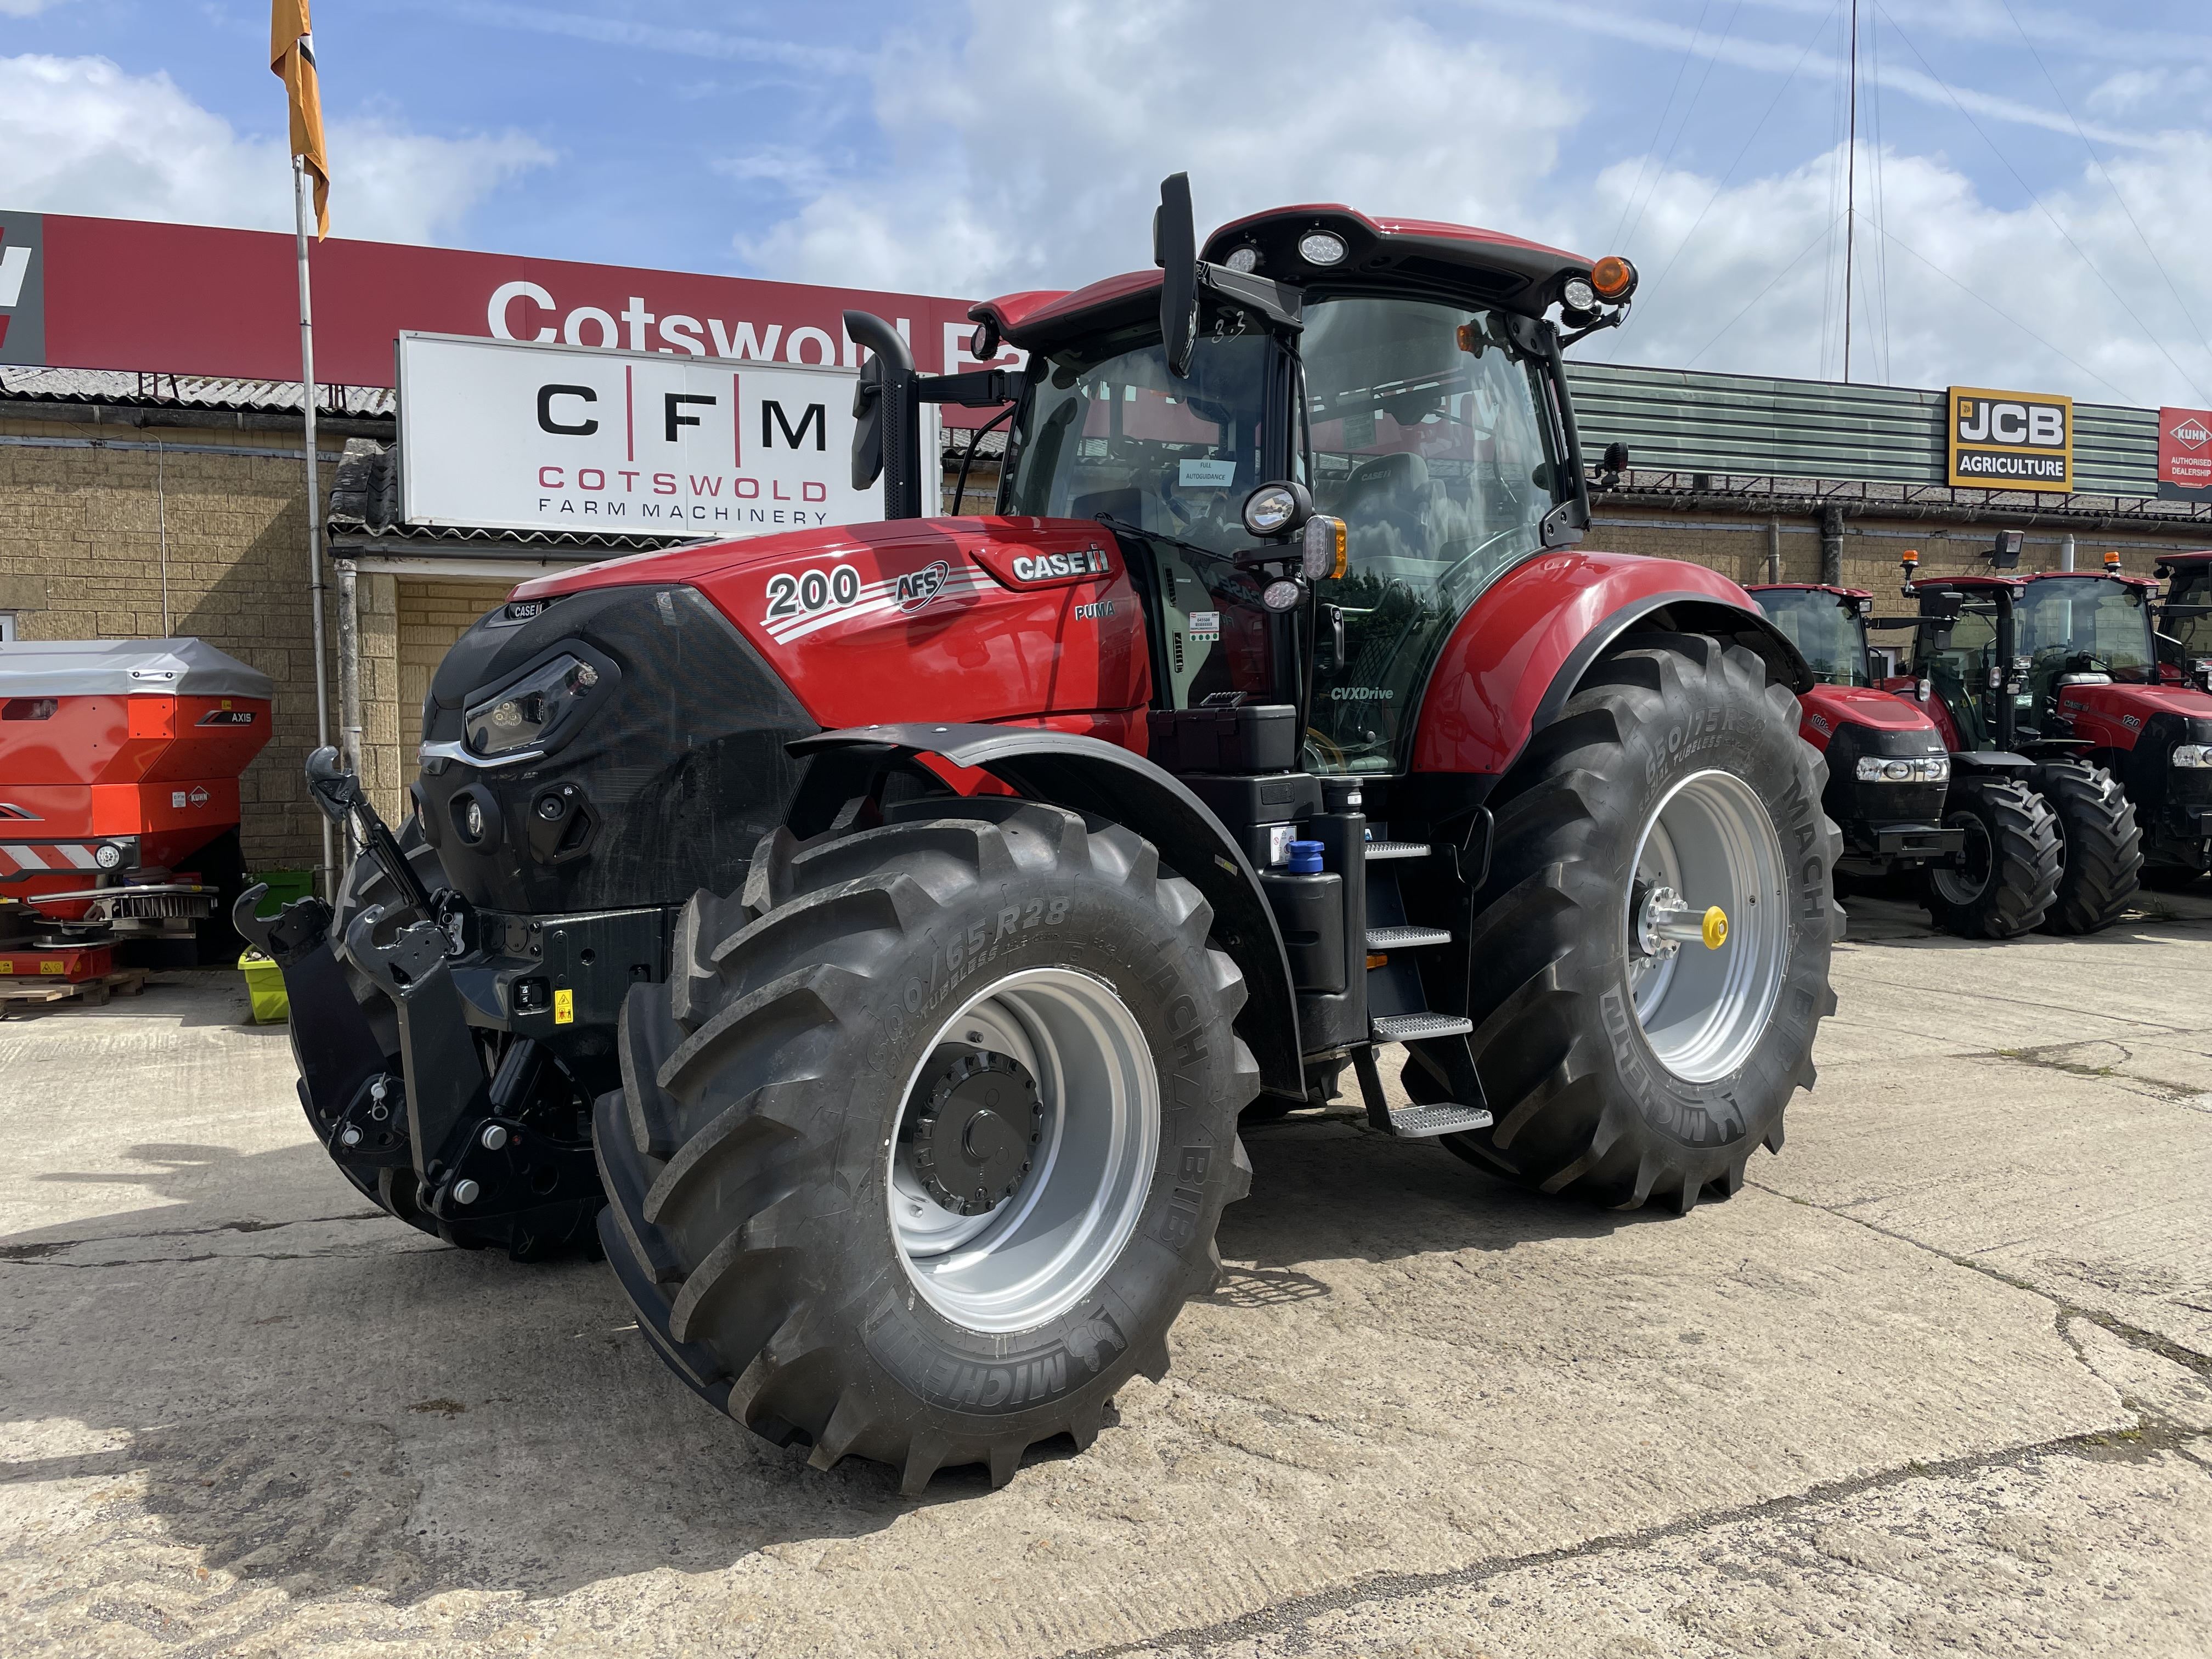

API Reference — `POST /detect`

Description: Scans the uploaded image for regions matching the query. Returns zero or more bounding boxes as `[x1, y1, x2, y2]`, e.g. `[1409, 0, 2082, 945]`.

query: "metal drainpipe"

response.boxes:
[1819, 505, 1844, 586]
[1766, 517, 1782, 583]
[2061, 533, 2076, 571]
[335, 558, 363, 856]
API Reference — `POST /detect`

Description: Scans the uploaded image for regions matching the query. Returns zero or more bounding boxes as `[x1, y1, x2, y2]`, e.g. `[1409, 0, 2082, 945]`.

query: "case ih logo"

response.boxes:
[1009, 546, 1111, 583]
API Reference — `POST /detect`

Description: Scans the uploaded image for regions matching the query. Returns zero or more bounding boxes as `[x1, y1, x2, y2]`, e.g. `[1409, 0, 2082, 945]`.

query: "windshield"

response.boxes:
[1003, 330, 1274, 559]
[1301, 296, 1565, 772]
[1750, 589, 1869, 687]
[2016, 577, 2154, 703]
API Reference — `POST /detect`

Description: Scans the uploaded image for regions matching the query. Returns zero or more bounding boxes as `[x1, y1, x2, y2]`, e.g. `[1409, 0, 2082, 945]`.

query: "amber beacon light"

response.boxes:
[1590, 256, 1638, 303]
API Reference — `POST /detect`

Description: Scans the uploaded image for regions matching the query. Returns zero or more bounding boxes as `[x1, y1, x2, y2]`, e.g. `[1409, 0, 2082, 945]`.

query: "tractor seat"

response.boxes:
[1338, 450, 1461, 578]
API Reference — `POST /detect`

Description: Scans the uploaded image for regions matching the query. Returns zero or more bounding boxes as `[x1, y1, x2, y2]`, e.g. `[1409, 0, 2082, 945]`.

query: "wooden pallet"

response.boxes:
[0, 967, 150, 1016]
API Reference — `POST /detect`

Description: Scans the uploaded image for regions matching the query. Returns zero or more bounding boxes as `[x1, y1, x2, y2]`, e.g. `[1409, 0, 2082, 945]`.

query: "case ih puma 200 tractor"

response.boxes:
[248, 179, 1839, 1494]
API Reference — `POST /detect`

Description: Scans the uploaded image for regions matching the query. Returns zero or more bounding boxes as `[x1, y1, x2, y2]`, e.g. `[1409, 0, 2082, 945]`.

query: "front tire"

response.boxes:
[2030, 761, 2141, 935]
[1442, 633, 1837, 1212]
[1921, 778, 2061, 939]
[595, 799, 1257, 1493]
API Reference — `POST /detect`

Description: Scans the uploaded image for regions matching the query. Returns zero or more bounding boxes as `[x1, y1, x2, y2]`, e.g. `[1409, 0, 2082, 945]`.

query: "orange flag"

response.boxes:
[270, 0, 330, 238]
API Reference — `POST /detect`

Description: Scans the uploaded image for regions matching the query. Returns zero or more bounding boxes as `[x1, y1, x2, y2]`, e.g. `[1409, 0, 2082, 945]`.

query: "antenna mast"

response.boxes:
[1843, 0, 1859, 383]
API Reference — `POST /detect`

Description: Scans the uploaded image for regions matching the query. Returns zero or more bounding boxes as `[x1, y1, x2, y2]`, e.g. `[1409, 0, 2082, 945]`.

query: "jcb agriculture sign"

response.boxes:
[397, 332, 926, 538]
[1946, 385, 2073, 493]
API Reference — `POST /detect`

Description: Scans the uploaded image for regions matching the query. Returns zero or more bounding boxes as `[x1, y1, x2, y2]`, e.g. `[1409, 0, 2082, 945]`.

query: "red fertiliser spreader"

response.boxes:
[0, 639, 273, 969]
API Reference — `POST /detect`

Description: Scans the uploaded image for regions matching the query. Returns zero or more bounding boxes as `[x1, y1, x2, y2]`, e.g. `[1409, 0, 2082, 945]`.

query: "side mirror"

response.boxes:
[843, 311, 921, 518]
[1602, 441, 1629, 474]
[1155, 173, 1199, 379]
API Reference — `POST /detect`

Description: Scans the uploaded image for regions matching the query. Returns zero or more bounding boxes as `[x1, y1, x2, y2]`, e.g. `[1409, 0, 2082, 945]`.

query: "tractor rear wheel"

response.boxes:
[1921, 778, 2061, 938]
[2030, 760, 2142, 935]
[595, 799, 1257, 1493]
[1442, 633, 1837, 1212]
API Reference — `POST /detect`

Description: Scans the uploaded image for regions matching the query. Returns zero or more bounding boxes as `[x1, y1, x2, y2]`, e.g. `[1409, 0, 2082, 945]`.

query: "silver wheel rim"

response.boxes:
[1625, 769, 1790, 1084]
[889, 967, 1159, 1334]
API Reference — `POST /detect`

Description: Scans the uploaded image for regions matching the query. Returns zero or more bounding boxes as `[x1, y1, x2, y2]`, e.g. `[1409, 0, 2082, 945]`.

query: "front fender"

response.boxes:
[1412, 551, 1814, 778]
[789, 724, 1304, 1098]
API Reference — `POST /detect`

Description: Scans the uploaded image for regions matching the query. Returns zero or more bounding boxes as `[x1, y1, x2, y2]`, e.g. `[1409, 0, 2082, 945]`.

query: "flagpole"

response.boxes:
[294, 154, 335, 897]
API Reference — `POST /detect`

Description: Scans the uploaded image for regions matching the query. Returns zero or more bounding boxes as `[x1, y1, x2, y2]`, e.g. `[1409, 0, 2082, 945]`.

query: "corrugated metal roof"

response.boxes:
[0, 366, 393, 417]
[1565, 362, 2160, 498]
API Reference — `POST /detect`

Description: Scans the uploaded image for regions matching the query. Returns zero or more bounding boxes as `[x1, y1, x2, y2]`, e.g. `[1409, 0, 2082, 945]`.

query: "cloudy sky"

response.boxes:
[4, 0, 2209, 409]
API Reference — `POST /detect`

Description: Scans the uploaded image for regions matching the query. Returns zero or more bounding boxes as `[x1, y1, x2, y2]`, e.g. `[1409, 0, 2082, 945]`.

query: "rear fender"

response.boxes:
[789, 724, 1302, 1096]
[1412, 552, 1813, 779]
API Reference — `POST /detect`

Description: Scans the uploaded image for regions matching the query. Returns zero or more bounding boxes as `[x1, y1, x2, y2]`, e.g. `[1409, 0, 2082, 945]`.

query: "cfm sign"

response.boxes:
[1946, 385, 2073, 493]
[397, 332, 923, 538]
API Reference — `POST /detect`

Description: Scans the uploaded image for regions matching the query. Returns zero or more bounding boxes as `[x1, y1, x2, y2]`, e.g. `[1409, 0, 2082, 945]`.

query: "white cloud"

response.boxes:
[1572, 137, 2212, 409]
[738, 0, 1583, 297]
[0, 53, 552, 244]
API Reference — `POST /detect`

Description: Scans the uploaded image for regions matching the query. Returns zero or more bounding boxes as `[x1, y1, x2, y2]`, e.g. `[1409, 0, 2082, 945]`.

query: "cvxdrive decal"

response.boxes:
[761, 559, 995, 646]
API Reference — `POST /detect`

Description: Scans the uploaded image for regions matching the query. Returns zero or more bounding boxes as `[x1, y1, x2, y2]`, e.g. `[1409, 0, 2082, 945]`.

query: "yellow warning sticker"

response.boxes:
[553, 988, 575, 1025]
[41, 961, 65, 975]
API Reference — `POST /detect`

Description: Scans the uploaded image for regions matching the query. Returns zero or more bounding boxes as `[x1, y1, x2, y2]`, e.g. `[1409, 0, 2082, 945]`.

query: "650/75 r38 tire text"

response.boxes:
[1439, 633, 1838, 1212]
[595, 798, 1259, 1494]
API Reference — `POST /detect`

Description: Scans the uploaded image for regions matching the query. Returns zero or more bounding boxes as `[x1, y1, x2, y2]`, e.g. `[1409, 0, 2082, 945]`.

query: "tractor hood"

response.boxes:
[2056, 680, 2212, 752]
[1797, 684, 1940, 749]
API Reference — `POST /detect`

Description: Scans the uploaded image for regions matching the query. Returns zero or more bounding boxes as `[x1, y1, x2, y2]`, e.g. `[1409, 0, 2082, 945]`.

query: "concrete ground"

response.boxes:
[4, 888, 2211, 1658]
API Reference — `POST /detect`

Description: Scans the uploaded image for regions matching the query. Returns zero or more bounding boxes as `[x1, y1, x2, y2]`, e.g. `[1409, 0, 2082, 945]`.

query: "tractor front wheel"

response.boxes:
[595, 799, 1257, 1493]
[1922, 778, 2061, 938]
[1443, 633, 1837, 1212]
[2030, 760, 2142, 935]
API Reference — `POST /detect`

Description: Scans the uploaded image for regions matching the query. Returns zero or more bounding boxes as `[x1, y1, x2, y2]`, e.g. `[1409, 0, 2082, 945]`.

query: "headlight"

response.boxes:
[2172, 744, 2212, 769]
[94, 843, 123, 870]
[1297, 230, 1348, 267]
[465, 653, 603, 759]
[1241, 480, 1310, 538]
[1222, 245, 1261, 274]
[1561, 275, 1597, 312]
[1857, 754, 1950, 783]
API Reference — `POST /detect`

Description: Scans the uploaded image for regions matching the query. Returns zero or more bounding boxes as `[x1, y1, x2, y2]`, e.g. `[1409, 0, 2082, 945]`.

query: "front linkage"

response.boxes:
[237, 748, 602, 1257]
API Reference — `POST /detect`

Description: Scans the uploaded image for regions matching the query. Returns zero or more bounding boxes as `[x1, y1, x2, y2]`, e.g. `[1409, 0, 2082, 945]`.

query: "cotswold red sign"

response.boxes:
[0, 209, 1004, 387]
[2160, 407, 2212, 503]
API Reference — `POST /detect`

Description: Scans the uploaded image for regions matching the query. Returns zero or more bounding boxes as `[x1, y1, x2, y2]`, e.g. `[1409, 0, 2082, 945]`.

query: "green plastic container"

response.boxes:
[252, 868, 315, 917]
[239, 950, 289, 1024]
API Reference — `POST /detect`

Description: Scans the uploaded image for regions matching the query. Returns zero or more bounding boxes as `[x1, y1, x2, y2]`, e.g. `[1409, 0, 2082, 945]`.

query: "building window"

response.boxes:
[0, 614, 15, 642]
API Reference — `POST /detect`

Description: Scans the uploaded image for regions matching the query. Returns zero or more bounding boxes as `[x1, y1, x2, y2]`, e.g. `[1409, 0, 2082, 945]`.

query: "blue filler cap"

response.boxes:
[1286, 840, 1325, 874]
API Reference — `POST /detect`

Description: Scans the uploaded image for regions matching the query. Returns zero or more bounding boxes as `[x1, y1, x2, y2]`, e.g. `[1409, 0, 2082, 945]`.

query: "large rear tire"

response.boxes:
[2030, 760, 2142, 935]
[1921, 778, 2061, 939]
[1441, 633, 1837, 1212]
[595, 799, 1257, 1493]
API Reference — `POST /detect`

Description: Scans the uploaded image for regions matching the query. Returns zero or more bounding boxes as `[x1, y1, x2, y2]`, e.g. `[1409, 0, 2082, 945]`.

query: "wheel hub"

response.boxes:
[905, 1049, 1041, 1216]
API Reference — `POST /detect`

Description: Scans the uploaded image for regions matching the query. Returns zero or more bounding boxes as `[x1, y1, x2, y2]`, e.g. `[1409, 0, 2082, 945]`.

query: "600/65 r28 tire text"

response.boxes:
[595, 798, 1258, 1494]
[1440, 633, 1838, 1212]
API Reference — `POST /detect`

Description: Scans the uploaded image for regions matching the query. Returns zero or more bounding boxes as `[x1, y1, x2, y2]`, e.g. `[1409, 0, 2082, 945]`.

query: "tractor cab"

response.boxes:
[1746, 584, 1876, 687]
[972, 196, 1614, 778]
[2157, 551, 2212, 689]
[1904, 574, 2035, 754]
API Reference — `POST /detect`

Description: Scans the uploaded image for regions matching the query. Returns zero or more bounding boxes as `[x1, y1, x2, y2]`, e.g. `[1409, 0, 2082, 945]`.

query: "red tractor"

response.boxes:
[1901, 551, 2208, 888]
[245, 178, 1839, 1493]
[1745, 582, 2068, 938]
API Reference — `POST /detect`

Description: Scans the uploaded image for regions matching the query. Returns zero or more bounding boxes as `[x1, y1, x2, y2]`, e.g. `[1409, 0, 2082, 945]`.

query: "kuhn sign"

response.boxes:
[0, 210, 1003, 391]
[1945, 385, 2074, 493]
[397, 332, 919, 538]
[2159, 406, 2212, 503]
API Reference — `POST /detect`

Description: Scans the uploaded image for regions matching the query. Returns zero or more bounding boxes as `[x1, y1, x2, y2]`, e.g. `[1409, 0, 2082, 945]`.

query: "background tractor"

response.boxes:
[1746, 581, 2061, 938]
[245, 177, 1839, 1494]
[1891, 548, 2145, 932]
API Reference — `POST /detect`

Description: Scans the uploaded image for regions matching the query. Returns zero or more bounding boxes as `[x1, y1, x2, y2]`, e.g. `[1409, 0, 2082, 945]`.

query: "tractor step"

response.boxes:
[1365, 924, 1451, 950]
[1363, 839, 1430, 862]
[1374, 1102, 1494, 1139]
[1370, 1011, 1474, 1042]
